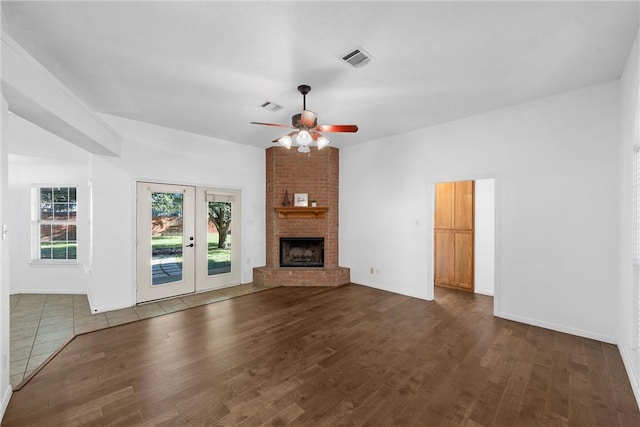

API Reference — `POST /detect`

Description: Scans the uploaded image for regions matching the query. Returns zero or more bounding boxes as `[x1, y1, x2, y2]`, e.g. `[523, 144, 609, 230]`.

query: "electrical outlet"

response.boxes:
[370, 267, 374, 274]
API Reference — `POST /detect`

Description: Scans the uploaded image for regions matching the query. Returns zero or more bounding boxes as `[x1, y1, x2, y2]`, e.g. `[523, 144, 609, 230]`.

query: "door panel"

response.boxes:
[434, 230, 454, 284]
[435, 182, 455, 229]
[137, 183, 196, 303]
[195, 188, 241, 291]
[454, 181, 474, 229]
[454, 231, 474, 289]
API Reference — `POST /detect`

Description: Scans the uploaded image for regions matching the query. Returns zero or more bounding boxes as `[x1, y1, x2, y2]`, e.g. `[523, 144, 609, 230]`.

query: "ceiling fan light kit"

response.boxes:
[317, 136, 330, 149]
[278, 134, 293, 149]
[252, 84, 358, 154]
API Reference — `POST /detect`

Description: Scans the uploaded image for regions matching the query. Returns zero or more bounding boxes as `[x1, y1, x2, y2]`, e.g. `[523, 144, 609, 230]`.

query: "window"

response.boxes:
[32, 186, 77, 261]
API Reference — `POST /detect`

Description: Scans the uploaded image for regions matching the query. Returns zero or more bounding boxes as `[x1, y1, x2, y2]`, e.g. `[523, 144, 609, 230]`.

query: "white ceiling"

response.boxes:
[2, 1, 638, 150]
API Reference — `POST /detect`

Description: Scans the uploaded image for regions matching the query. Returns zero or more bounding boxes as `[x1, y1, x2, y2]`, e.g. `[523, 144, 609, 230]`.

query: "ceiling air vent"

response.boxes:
[260, 101, 283, 112]
[342, 47, 374, 68]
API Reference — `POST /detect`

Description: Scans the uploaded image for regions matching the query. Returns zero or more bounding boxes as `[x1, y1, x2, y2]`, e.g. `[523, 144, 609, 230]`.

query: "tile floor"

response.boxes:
[9, 283, 273, 387]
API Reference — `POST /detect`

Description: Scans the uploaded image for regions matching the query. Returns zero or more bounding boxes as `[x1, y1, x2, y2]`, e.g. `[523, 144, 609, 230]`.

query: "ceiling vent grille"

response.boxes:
[342, 47, 374, 68]
[260, 101, 283, 112]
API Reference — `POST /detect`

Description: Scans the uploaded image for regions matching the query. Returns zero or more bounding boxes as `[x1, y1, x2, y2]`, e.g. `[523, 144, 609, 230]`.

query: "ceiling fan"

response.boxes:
[251, 84, 358, 153]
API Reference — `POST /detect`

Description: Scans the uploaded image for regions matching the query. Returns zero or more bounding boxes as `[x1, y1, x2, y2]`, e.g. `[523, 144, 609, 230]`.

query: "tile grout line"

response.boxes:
[9, 294, 20, 315]
[8, 296, 29, 385]
[23, 296, 47, 383]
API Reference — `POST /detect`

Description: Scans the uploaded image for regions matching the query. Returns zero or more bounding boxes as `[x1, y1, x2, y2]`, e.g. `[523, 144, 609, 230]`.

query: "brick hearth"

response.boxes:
[253, 146, 350, 286]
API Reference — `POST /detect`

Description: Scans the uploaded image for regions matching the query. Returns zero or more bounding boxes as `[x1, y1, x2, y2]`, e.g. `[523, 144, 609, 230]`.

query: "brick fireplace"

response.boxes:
[253, 146, 350, 286]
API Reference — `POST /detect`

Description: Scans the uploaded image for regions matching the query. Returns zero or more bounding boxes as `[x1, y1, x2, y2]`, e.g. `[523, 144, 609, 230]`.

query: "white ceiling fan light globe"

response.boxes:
[278, 135, 292, 149]
[317, 136, 330, 149]
[297, 145, 310, 153]
[296, 130, 312, 146]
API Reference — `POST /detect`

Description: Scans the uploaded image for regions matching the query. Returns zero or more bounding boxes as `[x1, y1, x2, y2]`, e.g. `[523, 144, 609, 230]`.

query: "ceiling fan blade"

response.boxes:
[299, 110, 318, 127]
[316, 124, 359, 133]
[251, 121, 294, 129]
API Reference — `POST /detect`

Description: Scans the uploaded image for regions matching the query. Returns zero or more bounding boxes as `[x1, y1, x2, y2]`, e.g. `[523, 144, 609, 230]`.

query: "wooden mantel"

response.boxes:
[275, 207, 328, 219]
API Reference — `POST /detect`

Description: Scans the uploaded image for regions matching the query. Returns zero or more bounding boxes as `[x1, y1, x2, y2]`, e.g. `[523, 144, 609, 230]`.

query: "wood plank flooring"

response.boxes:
[9, 283, 272, 388]
[3, 285, 639, 426]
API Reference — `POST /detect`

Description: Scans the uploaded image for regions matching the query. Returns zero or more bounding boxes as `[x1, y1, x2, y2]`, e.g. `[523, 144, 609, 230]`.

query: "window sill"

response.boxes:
[29, 260, 79, 266]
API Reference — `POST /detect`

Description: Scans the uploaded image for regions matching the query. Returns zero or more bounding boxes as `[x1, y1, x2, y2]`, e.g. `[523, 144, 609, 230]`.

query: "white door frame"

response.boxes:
[135, 182, 243, 303]
[427, 175, 500, 316]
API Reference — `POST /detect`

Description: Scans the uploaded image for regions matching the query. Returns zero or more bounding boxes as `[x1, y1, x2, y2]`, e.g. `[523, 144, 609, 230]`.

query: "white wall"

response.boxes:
[341, 80, 621, 343]
[475, 178, 495, 296]
[8, 113, 91, 294]
[0, 6, 11, 416]
[1, 96, 12, 420]
[4, 112, 265, 313]
[88, 116, 265, 313]
[618, 30, 640, 405]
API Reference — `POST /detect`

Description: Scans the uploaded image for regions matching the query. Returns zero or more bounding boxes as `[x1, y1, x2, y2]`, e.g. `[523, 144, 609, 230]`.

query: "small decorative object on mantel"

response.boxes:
[294, 193, 308, 207]
[311, 200, 317, 207]
[283, 190, 291, 207]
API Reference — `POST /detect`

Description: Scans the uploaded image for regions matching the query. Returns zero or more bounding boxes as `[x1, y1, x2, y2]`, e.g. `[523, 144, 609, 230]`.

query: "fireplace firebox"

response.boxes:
[280, 237, 324, 268]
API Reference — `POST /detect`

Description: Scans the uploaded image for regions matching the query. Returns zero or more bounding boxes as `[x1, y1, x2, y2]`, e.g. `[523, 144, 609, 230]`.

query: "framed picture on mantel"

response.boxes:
[294, 193, 308, 207]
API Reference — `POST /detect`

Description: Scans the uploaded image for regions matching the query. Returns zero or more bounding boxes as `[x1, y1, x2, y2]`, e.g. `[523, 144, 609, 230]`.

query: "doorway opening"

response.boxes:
[431, 178, 495, 298]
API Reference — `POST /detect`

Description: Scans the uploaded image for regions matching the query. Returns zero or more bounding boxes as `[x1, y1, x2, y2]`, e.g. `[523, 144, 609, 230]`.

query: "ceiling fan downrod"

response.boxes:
[298, 84, 311, 110]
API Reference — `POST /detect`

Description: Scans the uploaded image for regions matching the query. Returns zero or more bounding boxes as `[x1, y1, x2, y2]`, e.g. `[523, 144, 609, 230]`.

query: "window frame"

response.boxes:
[31, 185, 78, 264]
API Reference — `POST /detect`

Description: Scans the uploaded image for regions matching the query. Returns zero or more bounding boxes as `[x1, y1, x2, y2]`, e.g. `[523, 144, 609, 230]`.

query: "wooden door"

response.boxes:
[434, 180, 474, 292]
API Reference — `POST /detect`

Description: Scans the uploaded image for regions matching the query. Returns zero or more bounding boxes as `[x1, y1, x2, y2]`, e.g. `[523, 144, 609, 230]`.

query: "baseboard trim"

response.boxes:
[618, 344, 640, 409]
[88, 301, 130, 314]
[84, 288, 132, 314]
[353, 281, 432, 301]
[9, 289, 88, 296]
[1, 384, 12, 423]
[497, 311, 617, 344]
[86, 291, 96, 313]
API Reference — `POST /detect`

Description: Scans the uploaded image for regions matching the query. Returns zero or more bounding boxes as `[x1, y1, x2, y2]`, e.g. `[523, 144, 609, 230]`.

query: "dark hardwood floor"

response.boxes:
[3, 285, 639, 426]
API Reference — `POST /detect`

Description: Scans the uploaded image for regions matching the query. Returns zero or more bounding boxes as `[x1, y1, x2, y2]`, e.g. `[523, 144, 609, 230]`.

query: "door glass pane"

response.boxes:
[207, 201, 231, 276]
[151, 192, 184, 285]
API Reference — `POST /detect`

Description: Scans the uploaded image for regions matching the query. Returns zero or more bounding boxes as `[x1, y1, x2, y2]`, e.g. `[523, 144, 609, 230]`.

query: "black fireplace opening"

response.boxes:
[280, 237, 324, 267]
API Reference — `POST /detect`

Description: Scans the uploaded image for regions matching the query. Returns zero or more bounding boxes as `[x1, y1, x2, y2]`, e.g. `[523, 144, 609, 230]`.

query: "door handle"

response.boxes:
[186, 243, 194, 247]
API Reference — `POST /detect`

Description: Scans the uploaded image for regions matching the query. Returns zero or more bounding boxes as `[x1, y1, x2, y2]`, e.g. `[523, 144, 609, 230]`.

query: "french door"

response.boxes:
[195, 189, 241, 291]
[136, 182, 241, 303]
